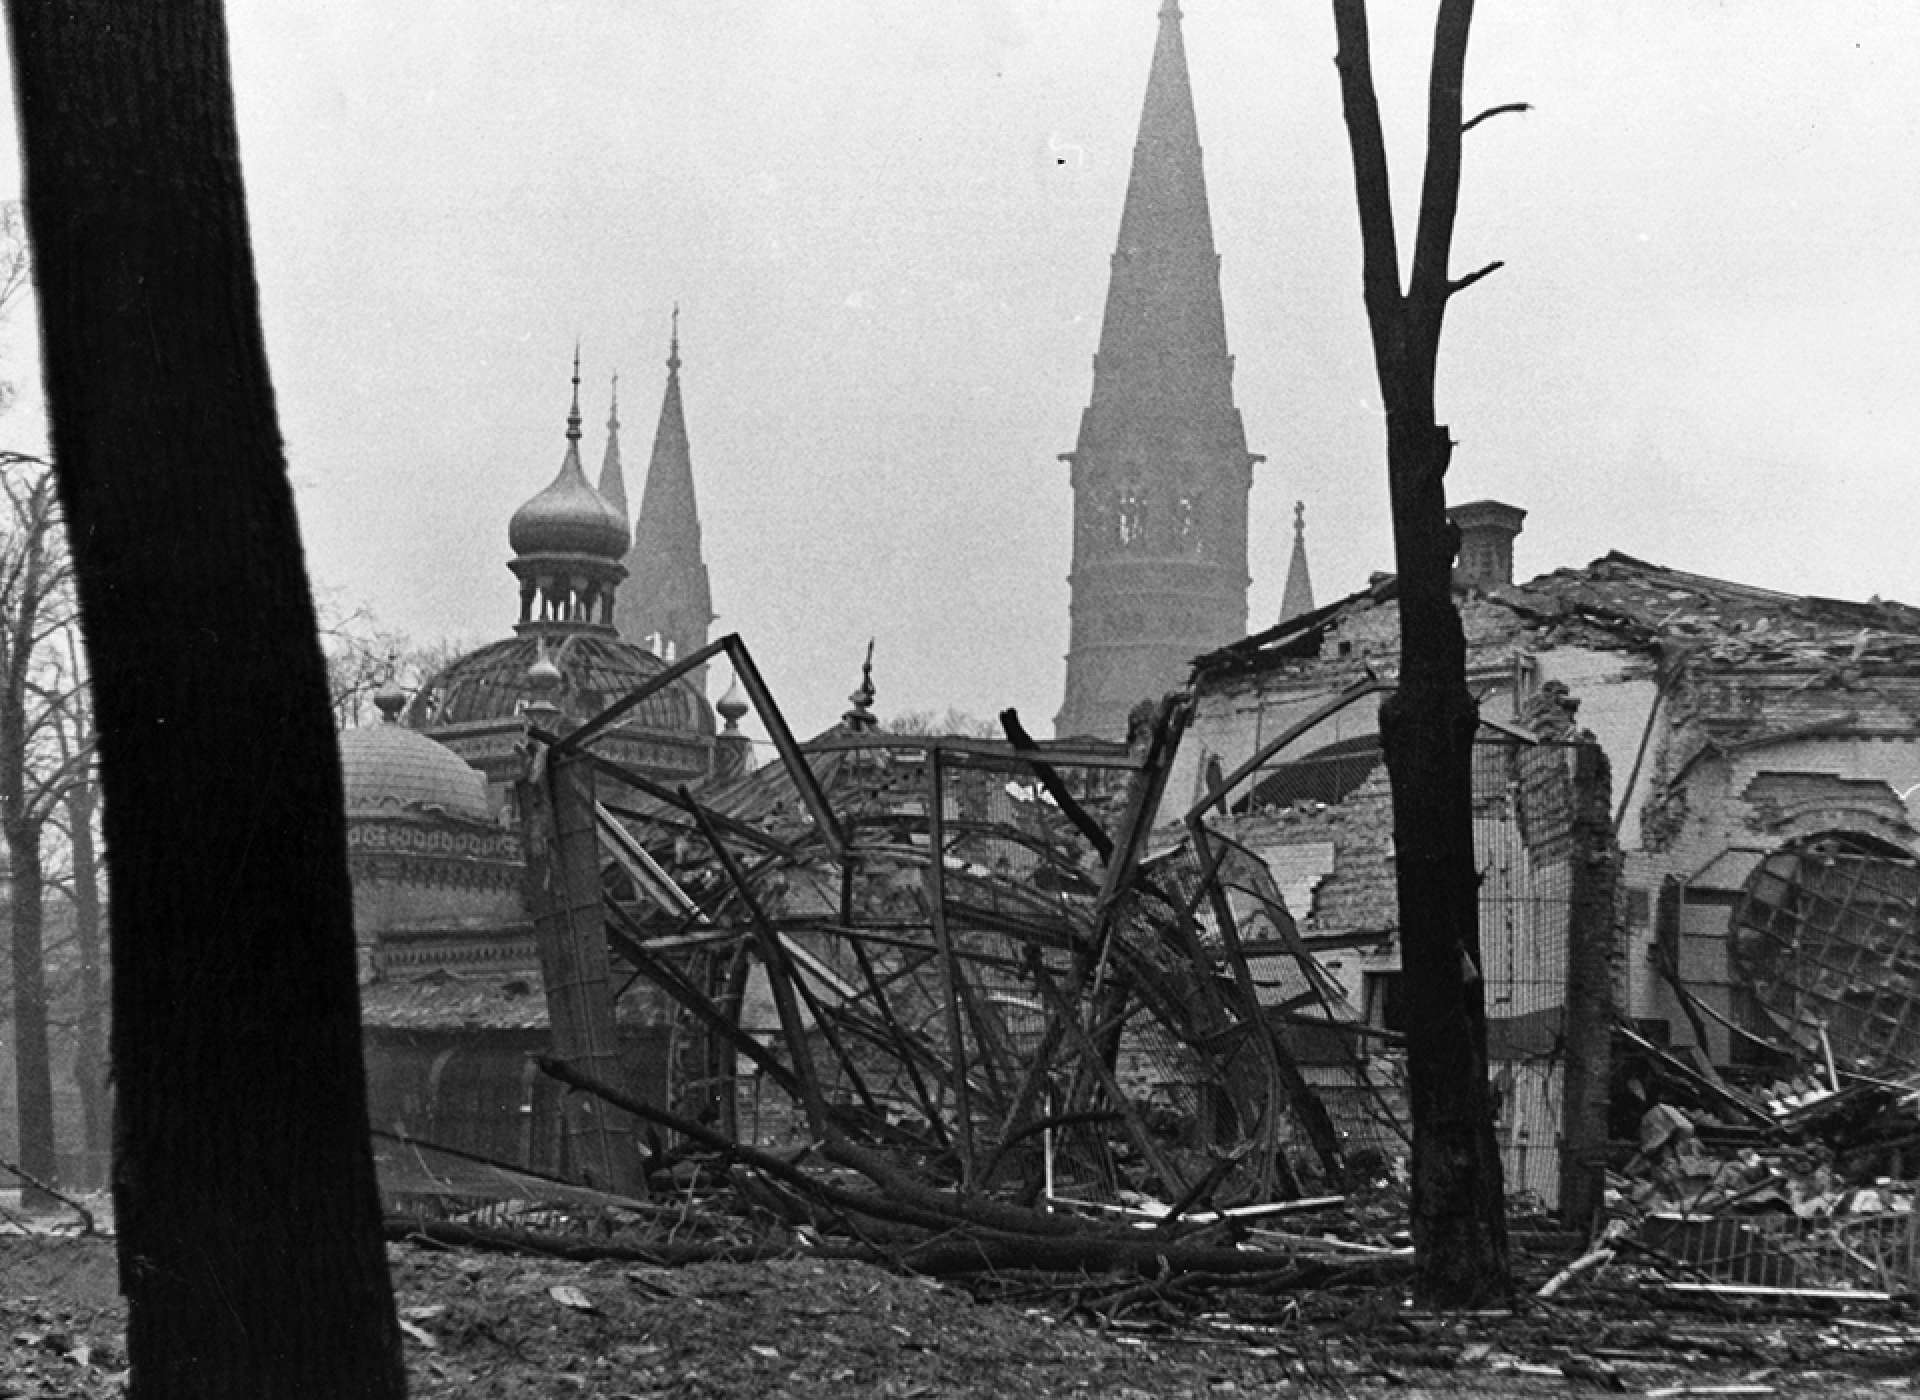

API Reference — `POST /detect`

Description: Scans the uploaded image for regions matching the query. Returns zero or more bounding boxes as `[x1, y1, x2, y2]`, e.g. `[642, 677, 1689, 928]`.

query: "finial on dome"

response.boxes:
[668, 304, 681, 373]
[716, 672, 750, 732]
[373, 669, 407, 725]
[524, 642, 565, 726]
[567, 343, 583, 443]
[841, 639, 878, 733]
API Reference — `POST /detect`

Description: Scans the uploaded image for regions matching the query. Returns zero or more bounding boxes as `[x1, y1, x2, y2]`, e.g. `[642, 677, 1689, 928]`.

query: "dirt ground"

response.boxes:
[7, 1229, 1920, 1398]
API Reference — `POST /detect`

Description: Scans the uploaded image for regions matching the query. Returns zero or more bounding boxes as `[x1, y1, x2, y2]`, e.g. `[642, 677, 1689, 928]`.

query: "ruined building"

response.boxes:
[1178, 502, 1920, 1107]
[1056, 0, 1262, 740]
[338, 342, 723, 1172]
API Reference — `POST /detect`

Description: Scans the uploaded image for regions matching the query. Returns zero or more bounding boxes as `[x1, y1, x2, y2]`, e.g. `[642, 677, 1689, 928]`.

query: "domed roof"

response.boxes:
[339, 717, 493, 824]
[508, 361, 631, 561]
[404, 632, 712, 736]
[508, 453, 630, 561]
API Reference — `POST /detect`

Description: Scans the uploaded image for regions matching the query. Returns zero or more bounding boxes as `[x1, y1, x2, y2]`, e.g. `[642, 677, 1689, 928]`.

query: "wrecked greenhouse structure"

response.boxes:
[346, 484, 1920, 1306]
[420, 620, 1613, 1239]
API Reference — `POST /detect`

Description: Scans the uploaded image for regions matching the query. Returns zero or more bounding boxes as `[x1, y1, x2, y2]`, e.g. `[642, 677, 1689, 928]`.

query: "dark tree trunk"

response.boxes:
[69, 778, 109, 1186]
[5, 820, 53, 1206]
[1330, 0, 1512, 1305]
[4, 4, 405, 1396]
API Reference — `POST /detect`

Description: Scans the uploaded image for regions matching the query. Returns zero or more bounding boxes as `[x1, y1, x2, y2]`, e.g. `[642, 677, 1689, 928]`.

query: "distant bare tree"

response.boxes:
[318, 599, 480, 730]
[0, 458, 88, 1210]
[882, 707, 1001, 739]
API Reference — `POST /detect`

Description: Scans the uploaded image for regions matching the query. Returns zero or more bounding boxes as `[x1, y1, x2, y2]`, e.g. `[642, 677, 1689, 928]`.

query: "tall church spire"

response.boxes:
[597, 373, 628, 526]
[1279, 501, 1315, 622]
[617, 311, 714, 690]
[1055, 1, 1262, 738]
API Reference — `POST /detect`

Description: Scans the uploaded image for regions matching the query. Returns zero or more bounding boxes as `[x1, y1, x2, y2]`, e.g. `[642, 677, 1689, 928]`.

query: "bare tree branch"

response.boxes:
[1462, 101, 1531, 133]
[1448, 260, 1506, 297]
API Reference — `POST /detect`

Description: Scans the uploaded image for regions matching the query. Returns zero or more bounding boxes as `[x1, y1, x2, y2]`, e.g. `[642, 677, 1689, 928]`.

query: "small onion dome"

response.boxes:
[716, 674, 750, 732]
[524, 648, 565, 724]
[372, 678, 409, 721]
[338, 718, 492, 824]
[526, 648, 564, 694]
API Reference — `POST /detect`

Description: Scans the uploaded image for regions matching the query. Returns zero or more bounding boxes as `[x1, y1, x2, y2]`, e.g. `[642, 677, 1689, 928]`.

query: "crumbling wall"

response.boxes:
[1210, 710, 1619, 1209]
[1632, 669, 1920, 1063]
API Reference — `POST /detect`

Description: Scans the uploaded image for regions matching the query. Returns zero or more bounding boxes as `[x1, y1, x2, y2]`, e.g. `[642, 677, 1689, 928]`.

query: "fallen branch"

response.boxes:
[0, 1154, 97, 1234]
[1536, 1217, 1628, 1298]
[535, 1055, 1411, 1287]
[385, 1215, 797, 1265]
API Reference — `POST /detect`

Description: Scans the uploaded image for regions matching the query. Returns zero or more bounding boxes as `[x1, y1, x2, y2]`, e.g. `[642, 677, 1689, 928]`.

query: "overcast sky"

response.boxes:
[0, 2, 1916, 737]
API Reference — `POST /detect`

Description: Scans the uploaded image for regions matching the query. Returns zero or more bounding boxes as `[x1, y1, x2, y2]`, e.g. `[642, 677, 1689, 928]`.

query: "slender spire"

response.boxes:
[617, 311, 714, 685]
[1055, 1, 1260, 739]
[1091, 0, 1231, 413]
[597, 371, 628, 525]
[567, 341, 582, 443]
[1279, 501, 1316, 623]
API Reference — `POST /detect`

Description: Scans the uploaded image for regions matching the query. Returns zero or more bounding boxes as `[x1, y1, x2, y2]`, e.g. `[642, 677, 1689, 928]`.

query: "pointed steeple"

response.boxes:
[1279, 501, 1315, 623]
[597, 373, 628, 527]
[1056, 2, 1262, 739]
[617, 308, 715, 691]
[1092, 0, 1231, 416]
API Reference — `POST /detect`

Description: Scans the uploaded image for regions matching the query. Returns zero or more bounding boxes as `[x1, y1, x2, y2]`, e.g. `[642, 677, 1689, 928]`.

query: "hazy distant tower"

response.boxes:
[617, 312, 715, 694]
[1055, 0, 1263, 739]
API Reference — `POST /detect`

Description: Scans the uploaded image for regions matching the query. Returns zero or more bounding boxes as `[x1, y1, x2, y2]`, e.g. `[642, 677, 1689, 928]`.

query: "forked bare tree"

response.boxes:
[1330, 0, 1517, 1305]
[5, 2, 405, 1394]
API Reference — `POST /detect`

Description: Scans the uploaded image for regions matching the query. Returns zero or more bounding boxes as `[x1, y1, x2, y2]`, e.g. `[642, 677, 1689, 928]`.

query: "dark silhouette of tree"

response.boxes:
[1330, 0, 1516, 1305]
[4, 1, 405, 1394]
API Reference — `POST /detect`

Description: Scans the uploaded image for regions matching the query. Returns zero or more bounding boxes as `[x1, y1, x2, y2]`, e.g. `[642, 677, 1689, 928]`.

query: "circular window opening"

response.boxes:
[1728, 830, 1920, 1073]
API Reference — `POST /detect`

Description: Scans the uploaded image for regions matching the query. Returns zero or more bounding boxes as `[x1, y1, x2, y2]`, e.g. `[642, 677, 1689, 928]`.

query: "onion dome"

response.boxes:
[339, 688, 493, 824]
[508, 349, 630, 562]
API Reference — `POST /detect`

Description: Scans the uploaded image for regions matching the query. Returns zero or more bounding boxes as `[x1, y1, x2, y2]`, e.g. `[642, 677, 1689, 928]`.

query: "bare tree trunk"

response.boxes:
[69, 778, 109, 1186]
[1330, 0, 1512, 1305]
[4, 3, 405, 1395]
[5, 822, 53, 1206]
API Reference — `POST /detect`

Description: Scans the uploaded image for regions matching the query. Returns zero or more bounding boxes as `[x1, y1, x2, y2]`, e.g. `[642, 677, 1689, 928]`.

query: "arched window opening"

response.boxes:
[1728, 831, 1920, 1074]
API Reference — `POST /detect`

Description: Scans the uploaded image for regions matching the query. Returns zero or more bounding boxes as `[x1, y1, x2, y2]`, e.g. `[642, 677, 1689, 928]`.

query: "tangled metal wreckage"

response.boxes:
[386, 631, 1920, 1306]
[518, 637, 1373, 1216]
